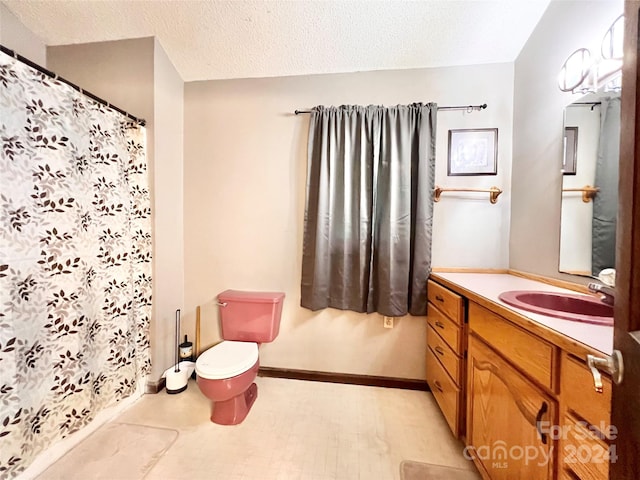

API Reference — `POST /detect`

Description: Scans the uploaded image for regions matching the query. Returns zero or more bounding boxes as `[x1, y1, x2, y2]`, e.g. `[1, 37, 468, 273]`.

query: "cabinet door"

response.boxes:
[467, 335, 556, 480]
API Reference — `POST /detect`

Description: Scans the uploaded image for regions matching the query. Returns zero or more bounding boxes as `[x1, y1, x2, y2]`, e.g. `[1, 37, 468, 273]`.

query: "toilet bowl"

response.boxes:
[196, 341, 260, 425]
[196, 290, 285, 425]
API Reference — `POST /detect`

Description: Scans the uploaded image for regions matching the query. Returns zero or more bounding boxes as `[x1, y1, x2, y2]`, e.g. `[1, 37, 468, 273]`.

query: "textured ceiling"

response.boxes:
[3, 0, 551, 82]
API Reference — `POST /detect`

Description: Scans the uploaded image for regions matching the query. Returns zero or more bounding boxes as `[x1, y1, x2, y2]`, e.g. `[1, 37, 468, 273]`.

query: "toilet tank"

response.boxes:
[218, 290, 285, 343]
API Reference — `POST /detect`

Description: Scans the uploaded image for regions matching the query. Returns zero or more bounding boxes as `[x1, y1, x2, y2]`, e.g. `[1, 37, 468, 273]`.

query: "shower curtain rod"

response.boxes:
[294, 103, 487, 115]
[0, 44, 146, 126]
[572, 101, 602, 111]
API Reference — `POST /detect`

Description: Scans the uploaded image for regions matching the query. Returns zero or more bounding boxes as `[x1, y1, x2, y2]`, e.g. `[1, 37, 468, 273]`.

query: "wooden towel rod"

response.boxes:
[562, 185, 599, 203]
[433, 186, 503, 204]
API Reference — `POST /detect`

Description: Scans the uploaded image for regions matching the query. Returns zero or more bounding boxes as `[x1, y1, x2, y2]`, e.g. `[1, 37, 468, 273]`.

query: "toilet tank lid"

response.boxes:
[218, 290, 285, 304]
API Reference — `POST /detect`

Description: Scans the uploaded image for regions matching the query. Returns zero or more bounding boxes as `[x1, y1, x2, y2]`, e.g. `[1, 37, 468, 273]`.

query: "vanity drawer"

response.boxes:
[427, 303, 462, 353]
[427, 280, 463, 325]
[427, 323, 462, 385]
[561, 413, 610, 480]
[561, 353, 612, 437]
[426, 344, 461, 436]
[468, 302, 555, 391]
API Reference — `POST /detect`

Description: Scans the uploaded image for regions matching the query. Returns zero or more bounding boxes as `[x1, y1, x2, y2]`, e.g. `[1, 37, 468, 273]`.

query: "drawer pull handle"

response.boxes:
[535, 401, 548, 445]
[434, 321, 445, 329]
[435, 295, 444, 302]
[434, 346, 445, 356]
[433, 380, 443, 392]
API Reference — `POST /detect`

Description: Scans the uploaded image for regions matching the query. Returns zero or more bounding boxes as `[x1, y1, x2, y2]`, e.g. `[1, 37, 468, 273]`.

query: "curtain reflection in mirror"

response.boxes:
[592, 96, 620, 275]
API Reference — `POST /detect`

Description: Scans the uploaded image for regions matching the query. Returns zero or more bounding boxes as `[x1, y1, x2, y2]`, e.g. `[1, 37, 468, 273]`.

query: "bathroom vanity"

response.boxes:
[426, 272, 614, 480]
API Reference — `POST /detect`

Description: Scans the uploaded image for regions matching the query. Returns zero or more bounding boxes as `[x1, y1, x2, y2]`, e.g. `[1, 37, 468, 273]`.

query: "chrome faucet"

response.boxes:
[587, 282, 615, 306]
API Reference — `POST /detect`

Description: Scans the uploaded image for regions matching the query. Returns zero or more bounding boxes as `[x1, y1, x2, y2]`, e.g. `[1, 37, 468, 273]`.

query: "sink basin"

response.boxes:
[498, 290, 613, 325]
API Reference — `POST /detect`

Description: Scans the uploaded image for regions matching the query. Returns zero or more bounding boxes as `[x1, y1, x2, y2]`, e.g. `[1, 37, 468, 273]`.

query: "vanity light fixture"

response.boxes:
[602, 14, 624, 60]
[557, 48, 595, 94]
[558, 14, 624, 94]
[600, 14, 624, 92]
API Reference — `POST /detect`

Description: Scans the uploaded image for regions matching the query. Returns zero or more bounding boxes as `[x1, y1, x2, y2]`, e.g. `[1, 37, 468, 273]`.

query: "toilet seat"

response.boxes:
[195, 341, 259, 380]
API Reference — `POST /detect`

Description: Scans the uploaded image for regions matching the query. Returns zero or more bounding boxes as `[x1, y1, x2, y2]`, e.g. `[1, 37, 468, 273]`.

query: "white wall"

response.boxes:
[46, 38, 155, 151]
[431, 67, 513, 269]
[0, 2, 46, 64]
[184, 63, 514, 380]
[511, 0, 623, 278]
[153, 39, 185, 378]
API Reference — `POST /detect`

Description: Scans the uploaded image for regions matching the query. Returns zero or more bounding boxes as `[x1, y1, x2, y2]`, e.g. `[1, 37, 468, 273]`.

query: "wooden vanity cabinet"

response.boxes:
[467, 304, 557, 480]
[467, 302, 556, 391]
[426, 279, 465, 438]
[559, 353, 613, 480]
[427, 275, 613, 480]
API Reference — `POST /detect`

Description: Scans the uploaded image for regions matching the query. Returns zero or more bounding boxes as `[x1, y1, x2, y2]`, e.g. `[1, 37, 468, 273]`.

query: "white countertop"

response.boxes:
[433, 272, 614, 355]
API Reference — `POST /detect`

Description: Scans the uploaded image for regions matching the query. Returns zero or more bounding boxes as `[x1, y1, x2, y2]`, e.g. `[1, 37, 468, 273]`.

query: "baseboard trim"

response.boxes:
[146, 369, 428, 392]
[145, 377, 166, 394]
[258, 367, 430, 391]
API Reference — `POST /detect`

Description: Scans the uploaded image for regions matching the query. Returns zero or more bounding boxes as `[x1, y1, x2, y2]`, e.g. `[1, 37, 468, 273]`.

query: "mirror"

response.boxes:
[558, 91, 620, 277]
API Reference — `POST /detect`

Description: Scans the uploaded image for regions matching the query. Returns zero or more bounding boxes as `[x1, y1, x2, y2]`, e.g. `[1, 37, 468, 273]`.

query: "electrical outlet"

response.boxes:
[383, 316, 394, 328]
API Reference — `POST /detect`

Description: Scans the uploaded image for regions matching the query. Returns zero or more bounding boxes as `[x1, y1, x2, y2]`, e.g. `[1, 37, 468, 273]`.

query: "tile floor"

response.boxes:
[37, 377, 480, 480]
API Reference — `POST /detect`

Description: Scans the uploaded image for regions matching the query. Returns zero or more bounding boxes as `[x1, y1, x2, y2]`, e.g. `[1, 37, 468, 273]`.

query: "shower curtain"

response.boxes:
[592, 96, 620, 275]
[0, 51, 152, 478]
[301, 104, 436, 317]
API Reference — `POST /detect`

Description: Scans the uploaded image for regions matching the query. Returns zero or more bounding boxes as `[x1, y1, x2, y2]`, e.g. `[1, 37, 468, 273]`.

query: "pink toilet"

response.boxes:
[195, 289, 285, 425]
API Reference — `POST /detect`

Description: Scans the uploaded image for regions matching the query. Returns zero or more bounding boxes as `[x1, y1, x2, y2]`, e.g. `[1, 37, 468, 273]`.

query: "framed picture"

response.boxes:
[448, 128, 498, 176]
[563, 126, 578, 175]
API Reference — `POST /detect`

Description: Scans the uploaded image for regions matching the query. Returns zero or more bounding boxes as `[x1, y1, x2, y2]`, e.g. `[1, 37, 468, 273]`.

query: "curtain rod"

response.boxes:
[0, 43, 146, 127]
[294, 103, 487, 115]
[572, 101, 602, 111]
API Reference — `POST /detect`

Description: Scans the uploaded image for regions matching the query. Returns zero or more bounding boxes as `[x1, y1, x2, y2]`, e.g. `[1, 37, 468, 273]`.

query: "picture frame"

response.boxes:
[563, 126, 578, 175]
[447, 128, 498, 176]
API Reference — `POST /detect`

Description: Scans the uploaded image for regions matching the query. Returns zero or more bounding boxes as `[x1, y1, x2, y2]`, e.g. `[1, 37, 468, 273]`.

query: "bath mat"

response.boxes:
[38, 423, 178, 480]
[400, 460, 481, 480]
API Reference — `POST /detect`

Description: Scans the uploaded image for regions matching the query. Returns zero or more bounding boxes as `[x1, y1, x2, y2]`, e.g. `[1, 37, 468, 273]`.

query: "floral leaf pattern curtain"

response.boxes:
[0, 51, 152, 479]
[301, 104, 436, 317]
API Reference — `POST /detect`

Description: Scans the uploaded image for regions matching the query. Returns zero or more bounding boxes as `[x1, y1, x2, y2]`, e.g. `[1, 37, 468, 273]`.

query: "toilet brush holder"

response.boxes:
[166, 309, 190, 394]
[164, 361, 195, 394]
[166, 368, 188, 394]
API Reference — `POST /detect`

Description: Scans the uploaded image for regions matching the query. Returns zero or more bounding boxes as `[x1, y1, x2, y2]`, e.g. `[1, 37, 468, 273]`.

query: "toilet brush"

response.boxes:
[166, 309, 188, 394]
[193, 305, 201, 379]
[175, 309, 180, 372]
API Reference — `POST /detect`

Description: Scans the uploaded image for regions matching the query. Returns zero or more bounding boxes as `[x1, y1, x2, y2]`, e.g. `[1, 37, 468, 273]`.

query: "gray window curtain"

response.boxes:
[592, 96, 620, 275]
[301, 103, 436, 317]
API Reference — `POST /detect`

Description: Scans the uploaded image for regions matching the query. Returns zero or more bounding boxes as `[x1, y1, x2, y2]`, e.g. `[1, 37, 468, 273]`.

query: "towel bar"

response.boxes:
[562, 185, 599, 203]
[433, 186, 503, 204]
